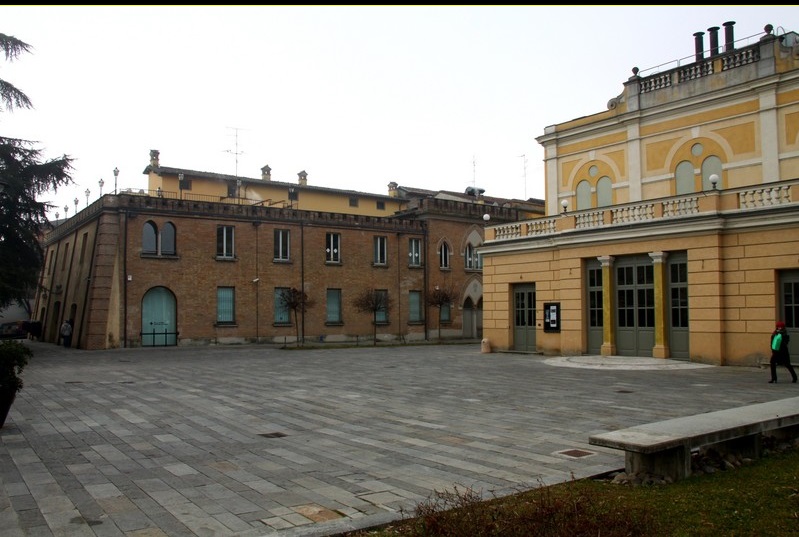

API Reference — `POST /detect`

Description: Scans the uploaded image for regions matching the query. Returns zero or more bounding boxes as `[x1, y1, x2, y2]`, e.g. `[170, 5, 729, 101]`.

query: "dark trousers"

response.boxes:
[770, 357, 798, 382]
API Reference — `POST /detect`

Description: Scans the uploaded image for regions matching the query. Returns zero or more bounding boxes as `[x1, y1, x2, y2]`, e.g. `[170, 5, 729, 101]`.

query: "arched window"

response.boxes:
[439, 242, 450, 269]
[597, 176, 612, 207]
[701, 156, 722, 190]
[576, 180, 592, 210]
[142, 222, 157, 254]
[465, 243, 481, 270]
[161, 222, 176, 255]
[675, 160, 695, 195]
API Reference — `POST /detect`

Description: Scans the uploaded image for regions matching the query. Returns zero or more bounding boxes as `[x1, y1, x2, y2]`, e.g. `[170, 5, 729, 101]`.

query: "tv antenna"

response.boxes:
[224, 126, 246, 176]
[518, 154, 527, 199]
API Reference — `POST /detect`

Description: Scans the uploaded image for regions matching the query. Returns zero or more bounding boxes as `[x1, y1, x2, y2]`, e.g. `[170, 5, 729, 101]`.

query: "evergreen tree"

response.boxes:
[0, 33, 73, 309]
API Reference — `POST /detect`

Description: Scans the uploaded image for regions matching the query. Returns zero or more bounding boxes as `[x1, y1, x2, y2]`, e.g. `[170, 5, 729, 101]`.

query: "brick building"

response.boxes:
[33, 151, 542, 349]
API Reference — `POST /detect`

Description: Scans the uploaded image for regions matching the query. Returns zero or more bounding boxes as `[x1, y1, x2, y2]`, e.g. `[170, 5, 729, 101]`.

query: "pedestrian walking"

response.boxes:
[769, 321, 797, 383]
[60, 319, 73, 348]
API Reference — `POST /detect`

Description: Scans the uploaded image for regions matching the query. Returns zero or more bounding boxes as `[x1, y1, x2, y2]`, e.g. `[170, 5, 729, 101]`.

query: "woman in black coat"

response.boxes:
[769, 321, 797, 383]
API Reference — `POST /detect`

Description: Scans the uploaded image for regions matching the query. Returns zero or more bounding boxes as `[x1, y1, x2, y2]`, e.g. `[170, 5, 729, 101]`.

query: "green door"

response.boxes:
[141, 287, 177, 346]
[513, 284, 536, 352]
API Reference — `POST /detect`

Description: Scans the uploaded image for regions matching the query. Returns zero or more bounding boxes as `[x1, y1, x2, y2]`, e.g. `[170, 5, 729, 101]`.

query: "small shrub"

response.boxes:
[0, 339, 32, 393]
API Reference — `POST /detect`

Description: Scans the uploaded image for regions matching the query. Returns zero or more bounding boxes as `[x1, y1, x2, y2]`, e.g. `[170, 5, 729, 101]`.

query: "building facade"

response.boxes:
[481, 22, 799, 366]
[34, 151, 542, 349]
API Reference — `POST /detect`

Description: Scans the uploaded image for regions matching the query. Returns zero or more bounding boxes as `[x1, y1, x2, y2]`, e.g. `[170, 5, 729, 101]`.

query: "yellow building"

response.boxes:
[481, 23, 799, 366]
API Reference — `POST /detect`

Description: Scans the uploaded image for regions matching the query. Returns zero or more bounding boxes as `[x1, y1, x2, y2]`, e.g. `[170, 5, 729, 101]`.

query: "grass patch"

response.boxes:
[346, 443, 799, 536]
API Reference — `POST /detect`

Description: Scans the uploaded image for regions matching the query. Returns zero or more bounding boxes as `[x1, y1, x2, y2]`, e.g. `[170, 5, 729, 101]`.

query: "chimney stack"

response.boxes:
[388, 181, 398, 197]
[723, 21, 735, 52]
[708, 26, 720, 57]
[297, 170, 308, 186]
[149, 149, 160, 168]
[261, 164, 272, 181]
[693, 31, 705, 62]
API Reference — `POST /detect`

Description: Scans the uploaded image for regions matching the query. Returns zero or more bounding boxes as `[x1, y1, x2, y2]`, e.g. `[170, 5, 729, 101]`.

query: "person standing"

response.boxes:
[60, 319, 73, 348]
[769, 321, 797, 383]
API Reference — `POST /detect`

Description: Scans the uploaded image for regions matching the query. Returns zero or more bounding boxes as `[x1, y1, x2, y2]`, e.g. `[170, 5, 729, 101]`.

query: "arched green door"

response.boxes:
[141, 287, 177, 346]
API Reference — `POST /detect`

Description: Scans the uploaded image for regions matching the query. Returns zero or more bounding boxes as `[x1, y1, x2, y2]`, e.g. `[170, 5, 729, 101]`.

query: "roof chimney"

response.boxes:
[693, 31, 705, 62]
[388, 181, 398, 197]
[297, 170, 308, 186]
[149, 149, 160, 169]
[708, 26, 720, 57]
[723, 21, 735, 52]
[261, 164, 272, 181]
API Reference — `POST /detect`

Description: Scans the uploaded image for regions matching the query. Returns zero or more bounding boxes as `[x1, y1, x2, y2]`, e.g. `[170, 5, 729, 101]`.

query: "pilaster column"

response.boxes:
[649, 251, 669, 358]
[598, 255, 616, 356]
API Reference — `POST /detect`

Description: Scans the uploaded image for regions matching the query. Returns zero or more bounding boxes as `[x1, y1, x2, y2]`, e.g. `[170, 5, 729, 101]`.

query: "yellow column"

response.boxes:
[650, 251, 669, 359]
[599, 255, 616, 356]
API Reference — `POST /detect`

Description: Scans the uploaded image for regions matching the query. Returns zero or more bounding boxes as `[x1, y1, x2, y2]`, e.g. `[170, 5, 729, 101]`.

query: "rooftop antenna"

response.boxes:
[518, 154, 527, 199]
[472, 154, 476, 187]
[224, 126, 246, 176]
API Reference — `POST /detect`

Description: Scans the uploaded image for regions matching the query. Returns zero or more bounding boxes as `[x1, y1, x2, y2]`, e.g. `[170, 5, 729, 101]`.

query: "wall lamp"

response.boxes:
[709, 173, 719, 190]
[561, 198, 569, 215]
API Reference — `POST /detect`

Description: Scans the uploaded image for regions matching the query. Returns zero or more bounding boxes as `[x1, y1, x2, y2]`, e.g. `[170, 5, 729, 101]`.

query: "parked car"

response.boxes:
[0, 321, 28, 340]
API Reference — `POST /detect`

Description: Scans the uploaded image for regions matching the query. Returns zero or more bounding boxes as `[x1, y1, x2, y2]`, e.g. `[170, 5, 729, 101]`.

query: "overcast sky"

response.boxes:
[3, 6, 798, 218]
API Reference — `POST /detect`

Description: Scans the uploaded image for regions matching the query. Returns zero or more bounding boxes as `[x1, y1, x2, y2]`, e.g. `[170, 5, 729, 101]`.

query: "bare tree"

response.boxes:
[278, 287, 313, 346]
[352, 289, 391, 346]
[427, 284, 460, 341]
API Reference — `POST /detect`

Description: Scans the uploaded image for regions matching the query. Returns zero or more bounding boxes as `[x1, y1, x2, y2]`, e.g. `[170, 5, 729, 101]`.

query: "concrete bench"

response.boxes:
[589, 396, 799, 482]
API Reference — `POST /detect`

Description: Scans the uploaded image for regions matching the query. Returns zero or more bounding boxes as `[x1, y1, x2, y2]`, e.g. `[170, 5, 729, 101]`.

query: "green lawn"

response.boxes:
[347, 443, 799, 536]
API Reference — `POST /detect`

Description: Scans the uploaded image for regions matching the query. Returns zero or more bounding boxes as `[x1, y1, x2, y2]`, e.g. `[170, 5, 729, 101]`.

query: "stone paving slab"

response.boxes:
[0, 341, 794, 536]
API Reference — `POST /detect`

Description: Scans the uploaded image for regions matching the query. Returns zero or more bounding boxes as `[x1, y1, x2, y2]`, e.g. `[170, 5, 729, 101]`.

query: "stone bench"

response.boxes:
[589, 396, 799, 482]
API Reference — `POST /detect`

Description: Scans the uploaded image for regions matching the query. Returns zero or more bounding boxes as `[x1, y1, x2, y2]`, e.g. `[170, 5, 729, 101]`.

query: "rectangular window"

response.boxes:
[376, 289, 388, 323]
[376, 201, 385, 210]
[227, 181, 237, 198]
[274, 287, 291, 324]
[409, 238, 422, 267]
[326, 289, 342, 323]
[79, 233, 88, 264]
[217, 225, 235, 259]
[274, 229, 290, 261]
[47, 249, 54, 274]
[373, 236, 387, 265]
[216, 287, 235, 324]
[62, 243, 70, 271]
[441, 302, 451, 322]
[179, 176, 192, 190]
[288, 188, 298, 201]
[409, 291, 423, 322]
[326, 233, 341, 263]
[349, 196, 359, 207]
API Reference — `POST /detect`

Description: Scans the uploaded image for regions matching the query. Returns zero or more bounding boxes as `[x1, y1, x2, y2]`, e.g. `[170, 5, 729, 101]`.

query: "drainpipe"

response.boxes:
[396, 232, 402, 342]
[78, 216, 101, 349]
[253, 221, 260, 341]
[122, 210, 128, 347]
[423, 220, 429, 341]
[300, 221, 305, 344]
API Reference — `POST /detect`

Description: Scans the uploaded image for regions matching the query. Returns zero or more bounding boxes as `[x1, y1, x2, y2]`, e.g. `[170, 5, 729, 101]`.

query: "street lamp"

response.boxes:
[74, 197, 79, 213]
[113, 167, 119, 195]
[64, 205, 69, 218]
[98, 178, 104, 196]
